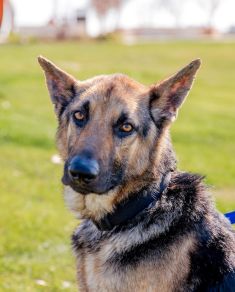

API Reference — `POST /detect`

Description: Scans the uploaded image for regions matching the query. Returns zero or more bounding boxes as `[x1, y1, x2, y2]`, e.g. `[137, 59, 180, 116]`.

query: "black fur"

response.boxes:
[39, 57, 234, 291]
[72, 172, 235, 291]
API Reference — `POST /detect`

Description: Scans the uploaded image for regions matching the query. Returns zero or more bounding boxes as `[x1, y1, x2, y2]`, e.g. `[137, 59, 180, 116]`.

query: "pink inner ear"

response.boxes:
[52, 78, 65, 92]
[171, 76, 188, 93]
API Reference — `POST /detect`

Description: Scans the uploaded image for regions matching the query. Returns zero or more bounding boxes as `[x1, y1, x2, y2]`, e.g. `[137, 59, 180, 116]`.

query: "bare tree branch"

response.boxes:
[198, 0, 221, 27]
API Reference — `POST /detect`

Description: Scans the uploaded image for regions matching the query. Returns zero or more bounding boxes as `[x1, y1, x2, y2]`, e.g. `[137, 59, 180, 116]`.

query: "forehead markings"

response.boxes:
[67, 123, 72, 139]
[69, 76, 149, 130]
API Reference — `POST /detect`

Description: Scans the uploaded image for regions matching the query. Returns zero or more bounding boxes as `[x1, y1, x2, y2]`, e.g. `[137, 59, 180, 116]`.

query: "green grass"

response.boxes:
[0, 40, 235, 290]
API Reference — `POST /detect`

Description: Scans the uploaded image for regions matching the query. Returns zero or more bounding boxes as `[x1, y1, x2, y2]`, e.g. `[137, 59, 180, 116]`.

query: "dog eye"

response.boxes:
[119, 123, 134, 133]
[73, 111, 88, 127]
[74, 111, 85, 121]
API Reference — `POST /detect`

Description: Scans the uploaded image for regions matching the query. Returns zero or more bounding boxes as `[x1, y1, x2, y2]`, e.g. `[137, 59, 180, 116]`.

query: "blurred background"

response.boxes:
[0, 0, 235, 290]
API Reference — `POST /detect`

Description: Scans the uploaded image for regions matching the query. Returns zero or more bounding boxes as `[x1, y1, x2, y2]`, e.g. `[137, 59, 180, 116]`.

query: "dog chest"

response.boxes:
[74, 228, 195, 292]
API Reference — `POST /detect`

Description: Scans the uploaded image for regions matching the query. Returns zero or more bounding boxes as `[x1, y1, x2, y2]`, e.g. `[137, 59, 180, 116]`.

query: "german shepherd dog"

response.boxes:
[38, 56, 235, 291]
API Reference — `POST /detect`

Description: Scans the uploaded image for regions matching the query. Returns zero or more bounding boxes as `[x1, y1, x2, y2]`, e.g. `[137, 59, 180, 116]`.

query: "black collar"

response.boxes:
[94, 172, 172, 231]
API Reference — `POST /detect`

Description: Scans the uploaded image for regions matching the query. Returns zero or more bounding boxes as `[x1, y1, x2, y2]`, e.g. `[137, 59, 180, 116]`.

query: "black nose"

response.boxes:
[68, 155, 99, 182]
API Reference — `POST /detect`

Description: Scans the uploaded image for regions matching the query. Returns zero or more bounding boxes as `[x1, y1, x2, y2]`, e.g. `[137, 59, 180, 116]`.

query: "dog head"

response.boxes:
[38, 56, 200, 219]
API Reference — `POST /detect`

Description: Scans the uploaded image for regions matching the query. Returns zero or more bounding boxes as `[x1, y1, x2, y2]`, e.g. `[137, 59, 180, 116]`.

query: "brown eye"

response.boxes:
[74, 111, 85, 121]
[120, 123, 133, 132]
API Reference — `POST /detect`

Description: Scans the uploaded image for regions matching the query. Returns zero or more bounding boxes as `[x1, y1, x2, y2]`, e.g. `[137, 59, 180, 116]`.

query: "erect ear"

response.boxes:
[38, 56, 78, 116]
[150, 59, 201, 125]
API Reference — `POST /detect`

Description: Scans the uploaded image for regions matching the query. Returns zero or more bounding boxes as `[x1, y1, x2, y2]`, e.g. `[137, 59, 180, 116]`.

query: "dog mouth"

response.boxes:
[65, 182, 117, 195]
[61, 158, 124, 195]
[62, 170, 122, 195]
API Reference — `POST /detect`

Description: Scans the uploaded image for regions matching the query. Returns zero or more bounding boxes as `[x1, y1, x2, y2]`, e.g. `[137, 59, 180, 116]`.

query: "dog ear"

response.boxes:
[38, 56, 78, 116]
[150, 59, 201, 124]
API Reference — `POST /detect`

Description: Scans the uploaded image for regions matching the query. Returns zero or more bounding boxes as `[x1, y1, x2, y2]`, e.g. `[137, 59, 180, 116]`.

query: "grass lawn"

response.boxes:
[0, 40, 235, 291]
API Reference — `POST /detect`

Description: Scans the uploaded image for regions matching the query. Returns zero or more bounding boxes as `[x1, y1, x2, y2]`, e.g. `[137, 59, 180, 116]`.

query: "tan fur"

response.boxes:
[38, 57, 202, 291]
[38, 58, 201, 221]
[58, 77, 158, 219]
[76, 233, 196, 292]
[64, 186, 118, 220]
[76, 249, 89, 292]
[154, 125, 171, 170]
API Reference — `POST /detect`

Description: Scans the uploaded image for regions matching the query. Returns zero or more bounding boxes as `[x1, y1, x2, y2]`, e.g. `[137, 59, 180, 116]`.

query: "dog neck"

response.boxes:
[93, 172, 172, 231]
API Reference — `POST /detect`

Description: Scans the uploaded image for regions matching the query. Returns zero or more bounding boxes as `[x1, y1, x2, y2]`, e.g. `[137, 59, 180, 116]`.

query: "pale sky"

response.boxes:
[11, 0, 235, 36]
